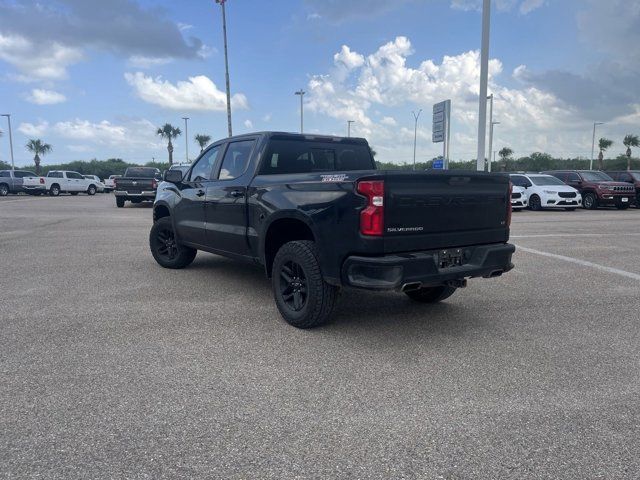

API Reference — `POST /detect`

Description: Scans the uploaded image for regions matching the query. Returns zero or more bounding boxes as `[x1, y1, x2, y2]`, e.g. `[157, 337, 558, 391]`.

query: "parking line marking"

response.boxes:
[516, 245, 640, 281]
[512, 233, 640, 238]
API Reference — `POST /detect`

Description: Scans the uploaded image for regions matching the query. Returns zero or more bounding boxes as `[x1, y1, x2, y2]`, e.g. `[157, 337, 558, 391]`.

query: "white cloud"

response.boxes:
[26, 89, 67, 105]
[18, 121, 49, 137]
[334, 45, 365, 70]
[124, 72, 249, 111]
[519, 0, 545, 14]
[53, 120, 127, 143]
[0, 34, 83, 80]
[306, 36, 584, 162]
[244, 119, 254, 129]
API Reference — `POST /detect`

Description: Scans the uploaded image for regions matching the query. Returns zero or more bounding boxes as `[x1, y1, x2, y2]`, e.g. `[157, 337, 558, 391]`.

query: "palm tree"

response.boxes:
[194, 134, 212, 153]
[597, 138, 613, 170]
[498, 147, 513, 171]
[156, 123, 181, 165]
[623, 134, 639, 171]
[25, 139, 52, 174]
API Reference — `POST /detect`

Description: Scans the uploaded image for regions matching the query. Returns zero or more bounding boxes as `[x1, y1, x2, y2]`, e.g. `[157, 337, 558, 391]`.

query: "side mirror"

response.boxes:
[163, 169, 183, 183]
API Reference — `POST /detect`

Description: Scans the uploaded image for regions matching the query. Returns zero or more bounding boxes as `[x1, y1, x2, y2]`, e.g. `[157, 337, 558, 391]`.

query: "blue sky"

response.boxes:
[1, 0, 639, 166]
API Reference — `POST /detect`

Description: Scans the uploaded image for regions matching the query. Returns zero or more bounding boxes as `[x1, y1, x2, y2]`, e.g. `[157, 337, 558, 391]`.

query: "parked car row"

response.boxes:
[510, 170, 639, 211]
[0, 169, 110, 196]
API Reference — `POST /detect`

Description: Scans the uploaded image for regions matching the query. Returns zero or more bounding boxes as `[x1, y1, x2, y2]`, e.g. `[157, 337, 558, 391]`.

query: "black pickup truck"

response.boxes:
[114, 167, 161, 208]
[150, 132, 515, 328]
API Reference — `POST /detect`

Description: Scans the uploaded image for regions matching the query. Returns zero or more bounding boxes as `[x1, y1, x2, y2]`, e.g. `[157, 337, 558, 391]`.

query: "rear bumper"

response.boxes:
[342, 243, 516, 290]
[21, 185, 46, 192]
[114, 190, 156, 198]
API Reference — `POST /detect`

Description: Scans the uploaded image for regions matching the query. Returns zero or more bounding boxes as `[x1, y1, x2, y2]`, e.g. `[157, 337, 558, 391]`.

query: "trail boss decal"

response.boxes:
[321, 174, 349, 182]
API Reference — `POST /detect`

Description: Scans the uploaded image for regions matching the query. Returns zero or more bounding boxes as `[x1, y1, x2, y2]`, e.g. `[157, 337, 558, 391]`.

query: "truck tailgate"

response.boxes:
[116, 179, 155, 193]
[381, 171, 510, 253]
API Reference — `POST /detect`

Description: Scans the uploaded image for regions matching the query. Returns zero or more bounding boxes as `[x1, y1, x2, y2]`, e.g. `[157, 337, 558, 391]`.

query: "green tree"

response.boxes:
[597, 138, 613, 170]
[194, 134, 212, 154]
[623, 134, 639, 171]
[25, 139, 52, 174]
[156, 123, 181, 165]
[498, 147, 513, 171]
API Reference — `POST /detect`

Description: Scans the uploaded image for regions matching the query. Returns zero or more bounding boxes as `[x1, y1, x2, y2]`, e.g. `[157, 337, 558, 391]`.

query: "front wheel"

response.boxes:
[528, 194, 543, 211]
[405, 285, 457, 303]
[583, 193, 598, 210]
[116, 197, 125, 208]
[87, 185, 97, 196]
[149, 217, 197, 269]
[272, 240, 338, 328]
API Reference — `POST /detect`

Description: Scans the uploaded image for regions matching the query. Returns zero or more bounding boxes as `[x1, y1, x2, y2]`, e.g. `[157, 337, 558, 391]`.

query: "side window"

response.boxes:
[565, 172, 580, 183]
[49, 172, 62, 178]
[510, 175, 530, 188]
[67, 172, 82, 180]
[218, 140, 255, 180]
[189, 145, 221, 182]
[618, 173, 632, 182]
[0, 171, 9, 177]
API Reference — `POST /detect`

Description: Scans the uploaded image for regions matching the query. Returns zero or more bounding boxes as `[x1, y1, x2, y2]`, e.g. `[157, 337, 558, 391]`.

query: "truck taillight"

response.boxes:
[357, 180, 384, 236]
[152, 180, 157, 189]
[39, 177, 45, 184]
[114, 178, 118, 187]
[506, 182, 513, 227]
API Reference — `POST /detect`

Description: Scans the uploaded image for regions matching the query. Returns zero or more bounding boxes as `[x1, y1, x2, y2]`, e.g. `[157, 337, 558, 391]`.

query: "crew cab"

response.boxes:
[149, 132, 515, 328]
[0, 170, 44, 196]
[510, 173, 582, 211]
[114, 167, 161, 207]
[24, 170, 99, 196]
[606, 170, 640, 206]
[542, 170, 634, 210]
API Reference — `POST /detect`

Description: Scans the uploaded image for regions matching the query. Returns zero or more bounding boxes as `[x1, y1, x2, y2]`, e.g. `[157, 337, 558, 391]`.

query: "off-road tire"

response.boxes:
[0, 183, 9, 196]
[149, 217, 197, 269]
[405, 285, 457, 303]
[272, 240, 338, 328]
[116, 197, 125, 208]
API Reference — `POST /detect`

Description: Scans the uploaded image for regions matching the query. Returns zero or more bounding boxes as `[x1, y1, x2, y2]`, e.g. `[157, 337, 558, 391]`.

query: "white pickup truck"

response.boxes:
[22, 170, 100, 196]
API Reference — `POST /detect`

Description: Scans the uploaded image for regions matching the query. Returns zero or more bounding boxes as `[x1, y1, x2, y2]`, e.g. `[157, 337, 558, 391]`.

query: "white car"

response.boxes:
[83, 175, 105, 193]
[104, 175, 121, 192]
[510, 173, 582, 211]
[510, 185, 528, 210]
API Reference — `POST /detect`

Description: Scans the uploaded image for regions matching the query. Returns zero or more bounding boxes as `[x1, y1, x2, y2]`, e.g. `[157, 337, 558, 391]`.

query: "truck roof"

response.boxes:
[224, 131, 369, 145]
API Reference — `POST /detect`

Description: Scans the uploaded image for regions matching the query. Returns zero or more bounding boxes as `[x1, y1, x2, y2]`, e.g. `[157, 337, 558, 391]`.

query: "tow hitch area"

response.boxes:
[438, 249, 463, 269]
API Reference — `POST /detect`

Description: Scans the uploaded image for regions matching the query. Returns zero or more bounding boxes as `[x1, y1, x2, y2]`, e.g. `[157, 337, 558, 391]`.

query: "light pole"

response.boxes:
[486, 94, 493, 170]
[590, 122, 604, 170]
[1, 114, 15, 171]
[182, 117, 189, 162]
[488, 121, 500, 172]
[215, 0, 233, 137]
[412, 109, 422, 171]
[294, 89, 305, 133]
[476, 0, 491, 171]
[347, 120, 355, 137]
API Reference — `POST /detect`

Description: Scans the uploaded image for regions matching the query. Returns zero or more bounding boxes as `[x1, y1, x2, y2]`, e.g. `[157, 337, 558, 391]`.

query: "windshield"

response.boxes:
[170, 165, 191, 174]
[124, 168, 159, 178]
[631, 173, 640, 181]
[529, 175, 566, 186]
[581, 171, 613, 182]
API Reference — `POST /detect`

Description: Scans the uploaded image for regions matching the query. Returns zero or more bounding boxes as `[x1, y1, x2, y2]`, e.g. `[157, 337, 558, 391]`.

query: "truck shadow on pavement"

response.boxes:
[188, 253, 474, 336]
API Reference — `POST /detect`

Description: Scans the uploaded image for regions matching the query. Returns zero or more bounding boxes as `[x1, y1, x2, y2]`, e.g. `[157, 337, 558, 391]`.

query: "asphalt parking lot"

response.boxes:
[1, 194, 639, 479]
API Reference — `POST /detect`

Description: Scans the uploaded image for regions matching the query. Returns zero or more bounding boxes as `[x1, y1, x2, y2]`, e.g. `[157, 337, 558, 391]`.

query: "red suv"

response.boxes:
[606, 170, 640, 206]
[542, 170, 635, 210]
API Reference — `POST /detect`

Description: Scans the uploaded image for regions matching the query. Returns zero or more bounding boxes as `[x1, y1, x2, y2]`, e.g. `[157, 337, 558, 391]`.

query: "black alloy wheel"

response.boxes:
[529, 194, 542, 211]
[155, 226, 179, 261]
[279, 260, 308, 312]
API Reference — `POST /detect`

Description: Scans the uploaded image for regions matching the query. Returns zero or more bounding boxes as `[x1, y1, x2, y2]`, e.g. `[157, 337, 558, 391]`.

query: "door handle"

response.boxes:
[230, 190, 244, 197]
[196, 189, 205, 197]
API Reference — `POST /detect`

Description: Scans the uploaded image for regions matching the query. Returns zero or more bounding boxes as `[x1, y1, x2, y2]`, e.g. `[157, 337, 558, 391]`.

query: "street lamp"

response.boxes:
[488, 121, 500, 172]
[215, 0, 233, 137]
[1, 114, 15, 171]
[412, 109, 422, 171]
[590, 122, 604, 170]
[182, 117, 189, 162]
[347, 120, 355, 137]
[294, 89, 305, 133]
[476, 0, 491, 171]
